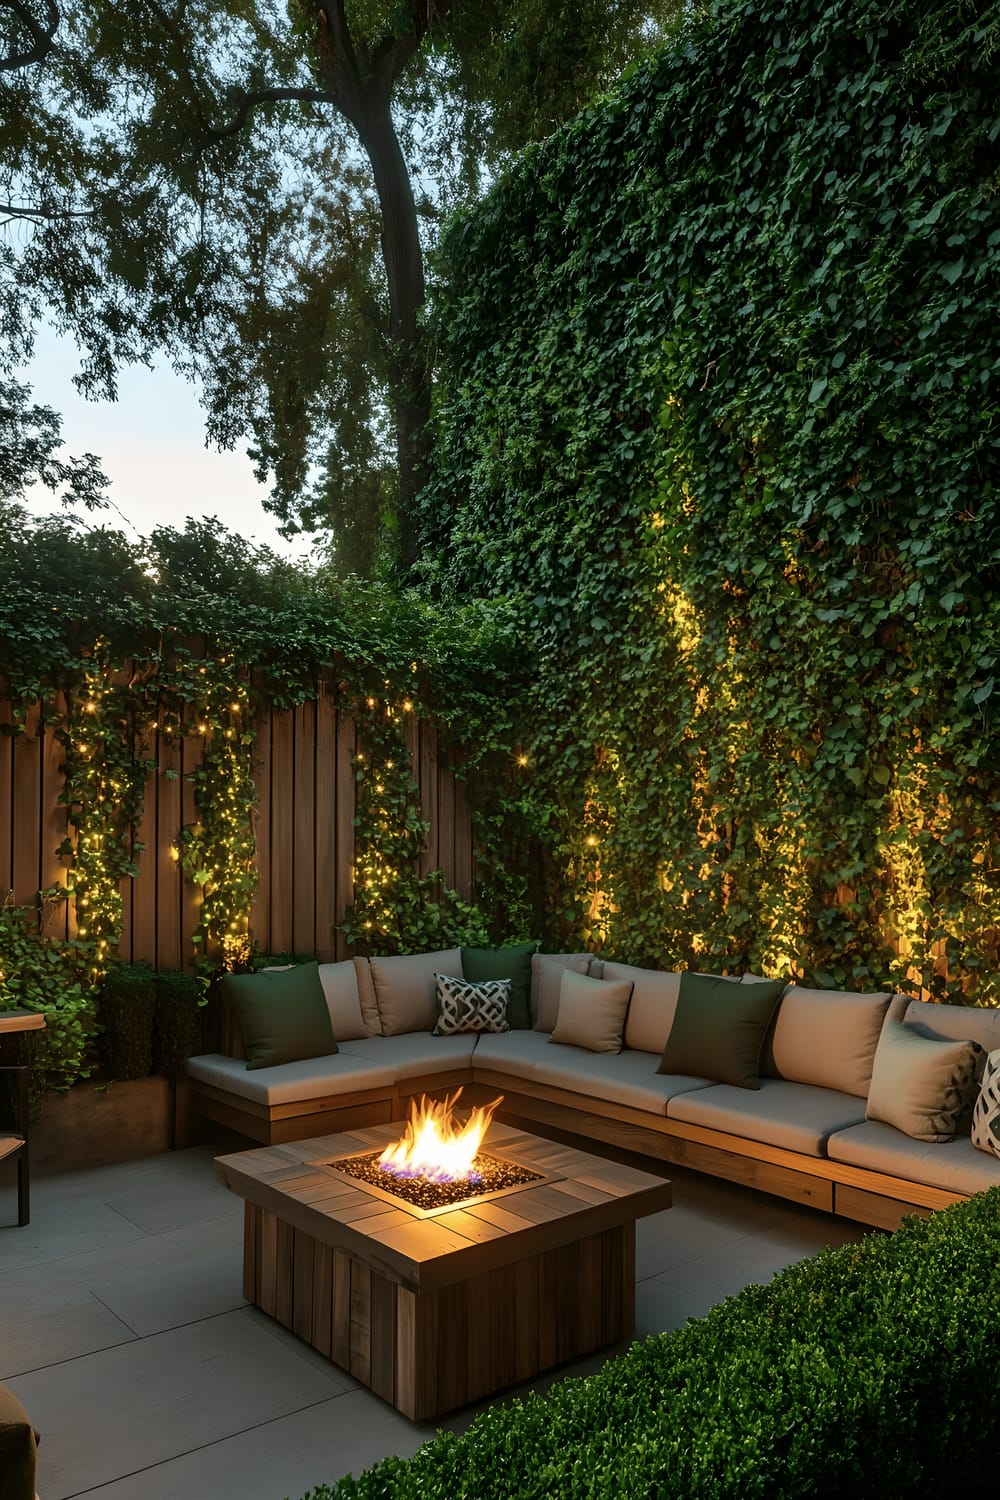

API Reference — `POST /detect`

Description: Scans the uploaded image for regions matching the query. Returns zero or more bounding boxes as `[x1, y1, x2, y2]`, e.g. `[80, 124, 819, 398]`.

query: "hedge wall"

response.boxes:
[415, 0, 1000, 999]
[302, 1189, 1000, 1498]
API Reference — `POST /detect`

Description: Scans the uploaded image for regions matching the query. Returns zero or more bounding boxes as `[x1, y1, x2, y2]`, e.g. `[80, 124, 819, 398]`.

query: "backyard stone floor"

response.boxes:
[0, 1142, 869, 1500]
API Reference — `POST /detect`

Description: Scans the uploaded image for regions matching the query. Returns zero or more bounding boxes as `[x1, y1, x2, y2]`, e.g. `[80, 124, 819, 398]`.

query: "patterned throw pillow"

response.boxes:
[432, 974, 511, 1035]
[971, 1049, 1000, 1158]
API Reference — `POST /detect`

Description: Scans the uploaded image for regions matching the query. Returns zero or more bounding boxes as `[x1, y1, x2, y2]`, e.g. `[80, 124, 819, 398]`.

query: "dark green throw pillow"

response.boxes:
[222, 962, 337, 1071]
[461, 942, 537, 1030]
[657, 971, 784, 1090]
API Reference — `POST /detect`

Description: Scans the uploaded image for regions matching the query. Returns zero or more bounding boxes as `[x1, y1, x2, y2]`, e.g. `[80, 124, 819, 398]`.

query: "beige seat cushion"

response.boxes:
[762, 986, 893, 1097]
[337, 1033, 478, 1081]
[548, 970, 633, 1053]
[186, 1051, 395, 1105]
[827, 1120, 1000, 1195]
[472, 1030, 554, 1080]
[667, 1078, 868, 1157]
[369, 949, 463, 1035]
[530, 1043, 700, 1115]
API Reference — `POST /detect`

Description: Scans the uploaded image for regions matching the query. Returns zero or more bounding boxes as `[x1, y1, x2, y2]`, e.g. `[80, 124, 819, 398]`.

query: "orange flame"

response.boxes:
[378, 1089, 503, 1183]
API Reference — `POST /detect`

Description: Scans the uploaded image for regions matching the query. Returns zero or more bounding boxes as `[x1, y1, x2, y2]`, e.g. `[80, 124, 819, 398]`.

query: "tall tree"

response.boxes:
[1, 2, 678, 571]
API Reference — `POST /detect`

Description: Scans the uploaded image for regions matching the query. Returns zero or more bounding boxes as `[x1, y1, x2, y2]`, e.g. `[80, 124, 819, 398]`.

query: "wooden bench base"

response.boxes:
[181, 1063, 969, 1231]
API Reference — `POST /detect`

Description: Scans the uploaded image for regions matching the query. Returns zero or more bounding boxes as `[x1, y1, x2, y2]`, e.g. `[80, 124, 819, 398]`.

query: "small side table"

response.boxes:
[0, 1009, 45, 1066]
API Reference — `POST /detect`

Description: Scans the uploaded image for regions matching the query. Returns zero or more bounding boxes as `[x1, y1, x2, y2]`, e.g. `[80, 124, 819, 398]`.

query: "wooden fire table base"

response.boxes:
[218, 1122, 672, 1422]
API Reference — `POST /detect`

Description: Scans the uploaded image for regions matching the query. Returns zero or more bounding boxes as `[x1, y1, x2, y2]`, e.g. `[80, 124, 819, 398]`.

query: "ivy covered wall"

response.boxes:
[0, 519, 523, 1093]
[415, 0, 1000, 1000]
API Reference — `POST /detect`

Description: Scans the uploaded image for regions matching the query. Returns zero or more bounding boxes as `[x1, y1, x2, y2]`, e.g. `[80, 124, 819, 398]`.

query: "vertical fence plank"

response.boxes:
[418, 721, 439, 881]
[0, 701, 13, 898]
[314, 686, 337, 962]
[334, 711, 356, 961]
[155, 738, 182, 970]
[128, 730, 160, 964]
[40, 700, 69, 937]
[250, 710, 272, 954]
[179, 732, 204, 971]
[12, 705, 41, 905]
[269, 710, 294, 954]
[293, 700, 317, 955]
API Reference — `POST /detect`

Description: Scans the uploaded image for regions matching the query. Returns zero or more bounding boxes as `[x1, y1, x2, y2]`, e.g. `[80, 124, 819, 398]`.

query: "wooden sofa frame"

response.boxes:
[178, 1058, 963, 1232]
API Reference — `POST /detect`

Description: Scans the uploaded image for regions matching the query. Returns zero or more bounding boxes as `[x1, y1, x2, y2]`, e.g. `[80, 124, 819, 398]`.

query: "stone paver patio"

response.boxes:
[0, 1143, 868, 1500]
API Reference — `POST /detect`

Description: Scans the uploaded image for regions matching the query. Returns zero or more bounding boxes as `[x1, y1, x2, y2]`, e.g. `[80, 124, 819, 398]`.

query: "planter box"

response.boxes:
[33, 1076, 176, 1176]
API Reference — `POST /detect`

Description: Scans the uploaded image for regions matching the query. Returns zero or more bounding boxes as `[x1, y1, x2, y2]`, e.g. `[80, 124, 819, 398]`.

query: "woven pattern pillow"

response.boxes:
[866, 1021, 982, 1141]
[971, 1049, 1000, 1158]
[433, 974, 511, 1036]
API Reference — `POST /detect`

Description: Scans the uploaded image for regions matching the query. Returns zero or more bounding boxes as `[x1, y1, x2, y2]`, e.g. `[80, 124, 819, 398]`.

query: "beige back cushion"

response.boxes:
[601, 962, 681, 1054]
[549, 969, 635, 1053]
[352, 958, 383, 1036]
[763, 986, 893, 1097]
[317, 960, 370, 1041]
[894, 997, 1000, 1056]
[531, 954, 593, 1032]
[369, 949, 463, 1035]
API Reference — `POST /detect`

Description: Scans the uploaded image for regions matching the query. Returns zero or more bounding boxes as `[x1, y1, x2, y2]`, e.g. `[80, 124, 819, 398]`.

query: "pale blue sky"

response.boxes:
[23, 326, 316, 561]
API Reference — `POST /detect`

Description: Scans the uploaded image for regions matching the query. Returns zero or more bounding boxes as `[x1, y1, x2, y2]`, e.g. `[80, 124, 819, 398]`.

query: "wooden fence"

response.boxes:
[0, 684, 475, 966]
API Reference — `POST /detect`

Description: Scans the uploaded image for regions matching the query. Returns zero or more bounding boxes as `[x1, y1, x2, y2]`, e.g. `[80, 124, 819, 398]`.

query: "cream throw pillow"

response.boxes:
[866, 1020, 982, 1142]
[548, 969, 633, 1053]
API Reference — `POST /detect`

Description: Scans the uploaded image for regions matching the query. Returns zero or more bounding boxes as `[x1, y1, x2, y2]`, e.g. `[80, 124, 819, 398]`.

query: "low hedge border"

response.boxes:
[301, 1189, 1000, 1498]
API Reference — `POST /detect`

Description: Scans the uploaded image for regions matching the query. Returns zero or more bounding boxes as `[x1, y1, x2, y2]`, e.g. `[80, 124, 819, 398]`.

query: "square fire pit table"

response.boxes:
[216, 1119, 672, 1420]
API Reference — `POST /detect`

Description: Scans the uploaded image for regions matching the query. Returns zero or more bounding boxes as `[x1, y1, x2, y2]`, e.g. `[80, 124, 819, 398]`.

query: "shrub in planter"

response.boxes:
[97, 961, 156, 1080]
[152, 969, 202, 1078]
[300, 1190, 1000, 1499]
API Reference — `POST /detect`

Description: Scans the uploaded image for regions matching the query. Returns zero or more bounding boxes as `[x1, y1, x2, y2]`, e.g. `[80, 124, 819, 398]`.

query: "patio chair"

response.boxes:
[0, 1065, 29, 1226]
[0, 1380, 39, 1500]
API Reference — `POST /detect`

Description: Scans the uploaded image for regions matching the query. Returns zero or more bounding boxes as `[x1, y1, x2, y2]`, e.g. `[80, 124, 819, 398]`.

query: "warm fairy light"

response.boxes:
[402, 700, 413, 712]
[378, 1090, 503, 1183]
[586, 834, 599, 847]
[516, 753, 529, 766]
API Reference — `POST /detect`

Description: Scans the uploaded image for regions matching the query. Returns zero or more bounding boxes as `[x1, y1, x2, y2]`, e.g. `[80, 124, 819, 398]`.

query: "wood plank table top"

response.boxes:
[217, 1121, 672, 1294]
[0, 1010, 45, 1033]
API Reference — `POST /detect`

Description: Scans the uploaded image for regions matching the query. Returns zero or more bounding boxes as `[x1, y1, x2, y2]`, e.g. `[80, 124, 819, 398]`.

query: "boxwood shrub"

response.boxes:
[301, 1189, 1000, 1498]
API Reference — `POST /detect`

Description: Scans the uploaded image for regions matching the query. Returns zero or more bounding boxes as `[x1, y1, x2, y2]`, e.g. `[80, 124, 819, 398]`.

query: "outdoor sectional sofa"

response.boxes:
[181, 948, 1000, 1231]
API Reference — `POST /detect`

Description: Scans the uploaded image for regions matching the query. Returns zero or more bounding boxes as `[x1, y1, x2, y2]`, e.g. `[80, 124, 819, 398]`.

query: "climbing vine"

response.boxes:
[417, 0, 1000, 1001]
[0, 529, 521, 1091]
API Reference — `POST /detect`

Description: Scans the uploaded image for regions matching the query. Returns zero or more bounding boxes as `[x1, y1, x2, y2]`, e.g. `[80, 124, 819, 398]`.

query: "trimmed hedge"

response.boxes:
[301, 1189, 1000, 1498]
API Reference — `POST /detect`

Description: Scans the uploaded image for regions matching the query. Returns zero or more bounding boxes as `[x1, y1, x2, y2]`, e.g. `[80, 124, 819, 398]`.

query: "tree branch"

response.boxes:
[0, 200, 93, 225]
[208, 85, 338, 142]
[0, 0, 60, 72]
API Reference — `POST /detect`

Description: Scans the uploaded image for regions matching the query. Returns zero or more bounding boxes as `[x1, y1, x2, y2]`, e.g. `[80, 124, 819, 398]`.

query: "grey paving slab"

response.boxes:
[0, 1191, 149, 1272]
[1, 1215, 245, 1351]
[10, 1309, 354, 1500]
[0, 1289, 137, 1380]
[76, 1390, 431, 1500]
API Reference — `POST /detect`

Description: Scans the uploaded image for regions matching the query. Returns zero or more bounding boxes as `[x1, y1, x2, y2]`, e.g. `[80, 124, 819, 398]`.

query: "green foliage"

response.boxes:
[417, 0, 1000, 997]
[4, 2, 677, 574]
[152, 969, 204, 1079]
[97, 961, 157, 1080]
[0, 895, 97, 1108]
[301, 1189, 1000, 1498]
[0, 514, 519, 1091]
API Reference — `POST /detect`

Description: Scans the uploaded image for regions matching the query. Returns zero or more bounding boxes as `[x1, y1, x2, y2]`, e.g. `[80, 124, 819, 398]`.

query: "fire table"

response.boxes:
[216, 1117, 672, 1420]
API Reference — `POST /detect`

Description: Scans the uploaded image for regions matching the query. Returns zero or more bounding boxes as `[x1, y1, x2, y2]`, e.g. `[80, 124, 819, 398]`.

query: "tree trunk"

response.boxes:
[352, 101, 428, 570]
